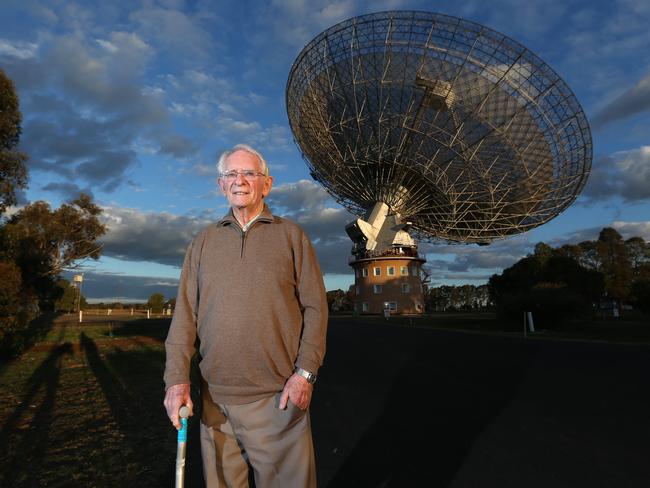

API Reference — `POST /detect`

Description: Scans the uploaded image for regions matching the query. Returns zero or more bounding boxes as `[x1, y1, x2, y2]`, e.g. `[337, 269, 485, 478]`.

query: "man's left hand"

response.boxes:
[279, 373, 313, 410]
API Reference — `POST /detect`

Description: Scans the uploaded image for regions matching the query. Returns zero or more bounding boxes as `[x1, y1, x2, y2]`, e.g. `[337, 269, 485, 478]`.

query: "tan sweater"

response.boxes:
[163, 205, 328, 404]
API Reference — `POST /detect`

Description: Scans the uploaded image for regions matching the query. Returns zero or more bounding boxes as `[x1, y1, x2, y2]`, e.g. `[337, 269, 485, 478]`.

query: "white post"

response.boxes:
[147, 309, 151, 319]
[79, 310, 83, 323]
[527, 312, 535, 332]
[130, 308, 134, 316]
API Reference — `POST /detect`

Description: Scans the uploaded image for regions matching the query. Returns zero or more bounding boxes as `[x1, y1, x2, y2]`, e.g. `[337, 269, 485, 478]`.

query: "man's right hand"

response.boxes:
[163, 383, 193, 430]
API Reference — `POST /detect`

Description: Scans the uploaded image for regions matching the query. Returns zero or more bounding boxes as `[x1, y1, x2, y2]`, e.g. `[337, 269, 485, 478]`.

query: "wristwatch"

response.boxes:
[295, 367, 317, 384]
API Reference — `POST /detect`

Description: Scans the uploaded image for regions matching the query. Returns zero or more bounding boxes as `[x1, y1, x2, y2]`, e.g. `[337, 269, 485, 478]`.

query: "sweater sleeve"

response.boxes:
[294, 233, 329, 375]
[163, 233, 202, 389]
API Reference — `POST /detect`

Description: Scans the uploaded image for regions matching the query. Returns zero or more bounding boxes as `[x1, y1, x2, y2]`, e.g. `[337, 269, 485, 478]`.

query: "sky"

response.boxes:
[1, 0, 649, 303]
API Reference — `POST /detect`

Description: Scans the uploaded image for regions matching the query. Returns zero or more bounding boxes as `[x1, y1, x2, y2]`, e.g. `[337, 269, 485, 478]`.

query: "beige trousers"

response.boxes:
[200, 391, 317, 488]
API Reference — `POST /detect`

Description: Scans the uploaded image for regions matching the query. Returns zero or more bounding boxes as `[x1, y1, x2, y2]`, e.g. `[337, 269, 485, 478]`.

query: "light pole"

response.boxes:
[73, 274, 84, 313]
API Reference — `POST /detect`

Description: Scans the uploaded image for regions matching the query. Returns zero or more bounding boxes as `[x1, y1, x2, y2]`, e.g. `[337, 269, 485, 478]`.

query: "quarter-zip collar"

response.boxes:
[217, 204, 275, 258]
[217, 203, 275, 230]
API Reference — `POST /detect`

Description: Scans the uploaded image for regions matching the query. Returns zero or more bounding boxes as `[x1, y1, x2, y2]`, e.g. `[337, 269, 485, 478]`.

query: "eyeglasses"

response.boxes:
[220, 170, 267, 181]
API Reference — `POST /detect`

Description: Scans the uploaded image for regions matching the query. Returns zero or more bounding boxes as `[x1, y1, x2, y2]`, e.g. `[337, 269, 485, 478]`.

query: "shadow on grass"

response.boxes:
[79, 332, 204, 487]
[0, 342, 73, 486]
[109, 317, 170, 342]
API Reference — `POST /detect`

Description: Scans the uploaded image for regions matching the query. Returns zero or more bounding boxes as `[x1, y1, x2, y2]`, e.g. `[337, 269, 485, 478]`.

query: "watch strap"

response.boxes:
[295, 367, 317, 384]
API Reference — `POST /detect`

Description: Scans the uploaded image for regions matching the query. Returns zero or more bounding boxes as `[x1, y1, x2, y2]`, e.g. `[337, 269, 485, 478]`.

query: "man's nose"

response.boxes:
[234, 172, 248, 183]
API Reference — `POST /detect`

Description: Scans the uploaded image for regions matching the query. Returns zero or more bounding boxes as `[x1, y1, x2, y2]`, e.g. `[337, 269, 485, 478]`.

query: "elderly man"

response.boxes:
[163, 144, 328, 487]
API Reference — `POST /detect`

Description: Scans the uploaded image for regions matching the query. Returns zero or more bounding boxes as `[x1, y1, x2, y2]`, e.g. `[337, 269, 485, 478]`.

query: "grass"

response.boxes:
[337, 311, 650, 343]
[0, 315, 203, 488]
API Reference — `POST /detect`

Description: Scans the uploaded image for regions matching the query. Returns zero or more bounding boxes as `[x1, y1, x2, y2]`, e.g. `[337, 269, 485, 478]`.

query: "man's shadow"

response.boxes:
[315, 325, 534, 487]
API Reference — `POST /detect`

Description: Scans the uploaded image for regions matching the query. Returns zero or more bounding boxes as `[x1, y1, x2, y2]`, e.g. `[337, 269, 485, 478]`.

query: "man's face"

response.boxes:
[218, 150, 273, 212]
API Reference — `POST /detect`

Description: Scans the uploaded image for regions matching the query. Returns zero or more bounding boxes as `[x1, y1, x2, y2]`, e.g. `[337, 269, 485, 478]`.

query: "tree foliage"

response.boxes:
[0, 68, 28, 214]
[489, 229, 650, 327]
[426, 284, 491, 312]
[147, 293, 166, 314]
[595, 228, 631, 304]
[489, 243, 604, 328]
[326, 289, 352, 312]
[3, 194, 106, 305]
[54, 279, 86, 313]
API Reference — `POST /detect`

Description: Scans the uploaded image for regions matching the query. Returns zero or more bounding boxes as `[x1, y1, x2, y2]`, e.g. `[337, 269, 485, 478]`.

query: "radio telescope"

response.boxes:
[286, 11, 592, 314]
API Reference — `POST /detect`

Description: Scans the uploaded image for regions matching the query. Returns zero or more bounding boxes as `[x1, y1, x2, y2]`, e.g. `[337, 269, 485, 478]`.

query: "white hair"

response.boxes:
[217, 144, 269, 176]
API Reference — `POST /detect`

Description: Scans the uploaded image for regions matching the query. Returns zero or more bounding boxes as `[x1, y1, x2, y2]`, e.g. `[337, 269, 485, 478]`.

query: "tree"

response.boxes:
[326, 289, 352, 312]
[4, 194, 106, 305]
[596, 228, 632, 305]
[489, 244, 604, 328]
[54, 279, 85, 313]
[425, 284, 492, 311]
[533, 242, 554, 266]
[625, 237, 650, 280]
[147, 293, 165, 314]
[0, 68, 28, 214]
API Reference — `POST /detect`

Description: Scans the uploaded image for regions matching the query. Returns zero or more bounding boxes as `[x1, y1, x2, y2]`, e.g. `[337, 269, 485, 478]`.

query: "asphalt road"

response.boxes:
[310, 318, 650, 487]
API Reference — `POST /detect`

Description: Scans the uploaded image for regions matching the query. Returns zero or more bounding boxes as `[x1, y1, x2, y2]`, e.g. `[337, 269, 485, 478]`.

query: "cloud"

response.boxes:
[158, 134, 197, 158]
[63, 270, 179, 302]
[592, 73, 650, 129]
[100, 206, 211, 266]
[423, 237, 532, 275]
[611, 221, 650, 241]
[186, 163, 217, 177]
[5, 29, 193, 193]
[581, 147, 650, 202]
[41, 182, 94, 200]
[161, 69, 291, 153]
[266, 180, 333, 211]
[130, 7, 213, 63]
[267, 181, 351, 238]
[0, 38, 38, 59]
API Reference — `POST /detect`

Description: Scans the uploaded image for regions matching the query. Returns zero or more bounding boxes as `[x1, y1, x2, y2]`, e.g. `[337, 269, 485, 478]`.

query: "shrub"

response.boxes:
[498, 284, 592, 330]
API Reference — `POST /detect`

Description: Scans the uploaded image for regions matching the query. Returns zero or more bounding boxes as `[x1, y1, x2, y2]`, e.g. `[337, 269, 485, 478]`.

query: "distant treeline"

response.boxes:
[426, 284, 492, 312]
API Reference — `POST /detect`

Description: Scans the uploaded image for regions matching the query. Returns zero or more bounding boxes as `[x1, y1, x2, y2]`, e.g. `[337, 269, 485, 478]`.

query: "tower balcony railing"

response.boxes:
[350, 245, 420, 262]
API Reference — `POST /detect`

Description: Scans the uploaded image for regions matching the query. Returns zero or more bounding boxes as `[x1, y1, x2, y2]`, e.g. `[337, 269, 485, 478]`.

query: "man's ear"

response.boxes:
[217, 177, 227, 196]
[262, 175, 273, 198]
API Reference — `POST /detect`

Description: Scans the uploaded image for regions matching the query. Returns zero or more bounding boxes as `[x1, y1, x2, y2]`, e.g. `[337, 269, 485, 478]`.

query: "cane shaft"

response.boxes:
[175, 417, 188, 488]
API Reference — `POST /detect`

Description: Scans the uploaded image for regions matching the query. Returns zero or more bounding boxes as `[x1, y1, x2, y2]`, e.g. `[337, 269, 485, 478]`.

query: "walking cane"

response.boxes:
[175, 405, 190, 488]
